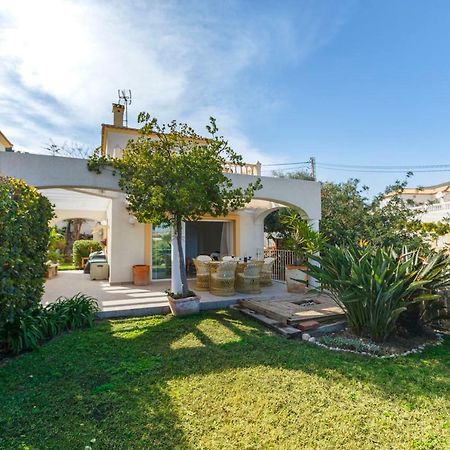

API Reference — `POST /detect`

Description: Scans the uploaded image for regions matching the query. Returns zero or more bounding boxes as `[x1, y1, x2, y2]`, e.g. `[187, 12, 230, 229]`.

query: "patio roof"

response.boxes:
[39, 188, 114, 212]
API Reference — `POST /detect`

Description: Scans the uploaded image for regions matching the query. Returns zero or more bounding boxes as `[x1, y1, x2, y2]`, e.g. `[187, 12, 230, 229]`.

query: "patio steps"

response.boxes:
[235, 294, 345, 337]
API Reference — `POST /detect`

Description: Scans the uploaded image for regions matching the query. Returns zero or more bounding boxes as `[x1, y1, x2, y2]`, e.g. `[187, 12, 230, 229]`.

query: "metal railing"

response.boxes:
[264, 248, 296, 282]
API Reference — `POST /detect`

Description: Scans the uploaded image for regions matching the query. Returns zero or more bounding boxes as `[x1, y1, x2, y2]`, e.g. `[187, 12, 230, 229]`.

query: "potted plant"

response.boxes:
[166, 289, 200, 317]
[281, 210, 325, 293]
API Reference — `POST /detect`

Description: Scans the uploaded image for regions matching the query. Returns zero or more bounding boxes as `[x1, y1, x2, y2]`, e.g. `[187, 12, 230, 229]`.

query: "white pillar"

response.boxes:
[170, 223, 186, 294]
[308, 218, 320, 232]
[308, 218, 320, 288]
[108, 196, 146, 284]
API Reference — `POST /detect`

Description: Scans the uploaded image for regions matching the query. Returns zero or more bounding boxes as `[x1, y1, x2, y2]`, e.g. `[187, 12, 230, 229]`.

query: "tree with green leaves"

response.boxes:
[269, 171, 449, 251]
[89, 114, 261, 297]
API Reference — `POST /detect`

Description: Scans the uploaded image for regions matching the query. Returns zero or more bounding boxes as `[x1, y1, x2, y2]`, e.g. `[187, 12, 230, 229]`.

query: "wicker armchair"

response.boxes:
[261, 257, 275, 286]
[193, 258, 210, 291]
[197, 254, 212, 262]
[236, 260, 264, 294]
[209, 261, 237, 296]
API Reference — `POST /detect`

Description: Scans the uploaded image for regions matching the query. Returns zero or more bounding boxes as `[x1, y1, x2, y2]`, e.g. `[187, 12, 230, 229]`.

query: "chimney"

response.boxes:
[112, 103, 124, 127]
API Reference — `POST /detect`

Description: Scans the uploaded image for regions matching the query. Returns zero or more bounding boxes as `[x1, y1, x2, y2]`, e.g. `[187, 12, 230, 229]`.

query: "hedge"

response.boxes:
[0, 176, 54, 327]
[72, 240, 102, 268]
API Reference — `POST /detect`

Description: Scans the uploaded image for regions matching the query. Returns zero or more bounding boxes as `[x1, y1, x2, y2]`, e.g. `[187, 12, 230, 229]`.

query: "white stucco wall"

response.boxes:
[107, 196, 147, 284]
[105, 130, 139, 157]
[0, 152, 322, 283]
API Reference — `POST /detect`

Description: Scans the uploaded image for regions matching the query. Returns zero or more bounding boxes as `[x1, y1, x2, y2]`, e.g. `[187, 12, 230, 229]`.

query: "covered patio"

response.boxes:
[42, 270, 295, 318]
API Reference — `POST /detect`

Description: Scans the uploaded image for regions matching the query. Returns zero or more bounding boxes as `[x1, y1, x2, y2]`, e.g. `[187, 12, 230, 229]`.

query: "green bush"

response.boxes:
[0, 176, 54, 328]
[307, 245, 450, 341]
[48, 227, 65, 264]
[0, 294, 99, 354]
[72, 240, 102, 267]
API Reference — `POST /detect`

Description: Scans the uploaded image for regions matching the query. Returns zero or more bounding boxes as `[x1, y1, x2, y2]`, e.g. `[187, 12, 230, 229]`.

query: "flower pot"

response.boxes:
[285, 264, 307, 293]
[132, 264, 150, 286]
[168, 295, 200, 317]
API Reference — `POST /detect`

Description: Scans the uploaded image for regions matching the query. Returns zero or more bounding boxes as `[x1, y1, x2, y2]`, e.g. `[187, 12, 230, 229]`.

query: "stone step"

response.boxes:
[232, 306, 302, 339]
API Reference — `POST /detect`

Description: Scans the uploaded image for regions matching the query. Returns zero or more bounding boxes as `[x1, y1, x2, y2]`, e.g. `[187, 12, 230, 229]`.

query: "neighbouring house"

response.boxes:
[0, 103, 321, 284]
[388, 182, 450, 248]
[0, 130, 13, 152]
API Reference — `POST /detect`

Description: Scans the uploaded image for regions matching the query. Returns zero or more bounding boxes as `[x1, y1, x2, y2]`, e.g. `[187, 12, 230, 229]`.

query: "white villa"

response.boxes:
[393, 182, 450, 248]
[0, 104, 321, 285]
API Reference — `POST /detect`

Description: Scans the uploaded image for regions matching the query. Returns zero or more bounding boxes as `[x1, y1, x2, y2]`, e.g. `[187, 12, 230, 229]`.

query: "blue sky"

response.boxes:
[1, 0, 449, 194]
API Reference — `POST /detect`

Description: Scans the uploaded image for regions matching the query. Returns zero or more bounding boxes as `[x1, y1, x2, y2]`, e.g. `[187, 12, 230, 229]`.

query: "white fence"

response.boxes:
[411, 201, 450, 213]
[264, 249, 296, 282]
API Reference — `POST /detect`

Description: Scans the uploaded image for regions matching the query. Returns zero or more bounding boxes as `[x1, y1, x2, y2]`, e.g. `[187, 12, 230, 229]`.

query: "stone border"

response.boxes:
[302, 332, 445, 358]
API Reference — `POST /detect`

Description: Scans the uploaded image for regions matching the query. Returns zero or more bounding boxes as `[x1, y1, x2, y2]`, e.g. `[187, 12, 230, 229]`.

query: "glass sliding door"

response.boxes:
[152, 224, 171, 279]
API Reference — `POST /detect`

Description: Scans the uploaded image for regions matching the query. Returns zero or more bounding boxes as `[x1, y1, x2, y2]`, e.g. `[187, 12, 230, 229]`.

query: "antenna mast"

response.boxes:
[118, 89, 132, 127]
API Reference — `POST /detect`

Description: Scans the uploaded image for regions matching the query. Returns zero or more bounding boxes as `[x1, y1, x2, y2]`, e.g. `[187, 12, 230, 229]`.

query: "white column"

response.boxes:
[308, 218, 320, 288]
[308, 218, 320, 232]
[108, 196, 146, 284]
[237, 210, 258, 258]
[170, 223, 183, 294]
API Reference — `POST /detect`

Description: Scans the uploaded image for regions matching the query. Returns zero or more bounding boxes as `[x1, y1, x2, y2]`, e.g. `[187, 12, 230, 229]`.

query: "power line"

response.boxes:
[261, 159, 450, 174]
[317, 162, 450, 169]
[316, 166, 450, 174]
[262, 161, 310, 167]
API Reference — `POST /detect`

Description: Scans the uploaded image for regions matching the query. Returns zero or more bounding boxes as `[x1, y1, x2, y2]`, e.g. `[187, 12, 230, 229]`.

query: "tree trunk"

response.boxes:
[175, 217, 189, 297]
[72, 218, 85, 241]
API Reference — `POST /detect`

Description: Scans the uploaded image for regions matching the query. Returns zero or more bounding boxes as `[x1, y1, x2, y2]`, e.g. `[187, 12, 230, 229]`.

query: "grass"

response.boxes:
[57, 263, 78, 271]
[0, 310, 449, 450]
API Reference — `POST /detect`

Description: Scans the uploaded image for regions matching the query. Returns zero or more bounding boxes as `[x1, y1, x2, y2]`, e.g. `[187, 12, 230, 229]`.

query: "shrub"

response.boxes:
[48, 227, 65, 264]
[72, 240, 102, 268]
[0, 176, 54, 328]
[0, 294, 99, 354]
[307, 245, 450, 341]
[47, 293, 99, 329]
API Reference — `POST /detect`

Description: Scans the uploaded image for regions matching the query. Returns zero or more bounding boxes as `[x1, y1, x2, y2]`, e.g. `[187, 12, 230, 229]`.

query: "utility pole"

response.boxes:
[310, 156, 316, 180]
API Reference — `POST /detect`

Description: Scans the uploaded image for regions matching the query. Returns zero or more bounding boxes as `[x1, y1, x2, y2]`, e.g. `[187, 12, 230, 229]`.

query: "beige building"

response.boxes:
[0, 130, 13, 152]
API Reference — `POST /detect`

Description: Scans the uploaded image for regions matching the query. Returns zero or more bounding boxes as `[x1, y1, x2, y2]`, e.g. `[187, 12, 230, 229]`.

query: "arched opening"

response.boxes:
[40, 188, 112, 270]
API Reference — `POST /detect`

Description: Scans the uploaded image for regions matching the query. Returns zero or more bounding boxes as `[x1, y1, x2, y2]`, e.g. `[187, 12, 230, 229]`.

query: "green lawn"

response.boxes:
[0, 310, 449, 450]
[57, 263, 77, 271]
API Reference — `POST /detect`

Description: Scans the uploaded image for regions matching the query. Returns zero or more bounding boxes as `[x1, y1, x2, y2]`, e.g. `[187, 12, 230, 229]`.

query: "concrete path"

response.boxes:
[43, 270, 293, 318]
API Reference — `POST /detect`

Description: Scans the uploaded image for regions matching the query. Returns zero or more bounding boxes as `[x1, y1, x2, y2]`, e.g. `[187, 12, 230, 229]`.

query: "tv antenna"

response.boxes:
[118, 89, 132, 127]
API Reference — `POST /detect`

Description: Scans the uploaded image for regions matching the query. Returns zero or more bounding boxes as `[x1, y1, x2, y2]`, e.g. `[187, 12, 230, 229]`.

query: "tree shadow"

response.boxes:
[1, 308, 449, 449]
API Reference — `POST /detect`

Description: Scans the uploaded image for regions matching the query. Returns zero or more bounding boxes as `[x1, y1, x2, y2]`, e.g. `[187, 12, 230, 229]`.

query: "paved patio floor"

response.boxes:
[42, 270, 296, 318]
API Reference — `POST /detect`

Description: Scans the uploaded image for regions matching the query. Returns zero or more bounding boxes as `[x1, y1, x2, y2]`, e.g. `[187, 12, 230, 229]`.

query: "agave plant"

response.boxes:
[306, 245, 450, 341]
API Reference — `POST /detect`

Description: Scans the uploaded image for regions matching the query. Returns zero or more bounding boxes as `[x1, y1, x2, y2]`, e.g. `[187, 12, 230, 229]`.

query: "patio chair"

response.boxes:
[236, 260, 264, 294]
[261, 257, 275, 286]
[209, 260, 237, 296]
[222, 255, 235, 261]
[193, 258, 210, 291]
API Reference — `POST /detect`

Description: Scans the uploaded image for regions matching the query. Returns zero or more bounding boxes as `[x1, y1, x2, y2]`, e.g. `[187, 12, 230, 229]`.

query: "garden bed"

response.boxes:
[305, 327, 445, 358]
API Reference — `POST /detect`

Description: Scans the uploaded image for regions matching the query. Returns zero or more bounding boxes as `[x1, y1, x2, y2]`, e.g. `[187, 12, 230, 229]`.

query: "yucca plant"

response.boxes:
[306, 245, 450, 341]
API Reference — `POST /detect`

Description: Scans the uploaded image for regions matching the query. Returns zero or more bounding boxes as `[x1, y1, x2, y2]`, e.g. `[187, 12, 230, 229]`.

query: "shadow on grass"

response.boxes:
[0, 309, 449, 449]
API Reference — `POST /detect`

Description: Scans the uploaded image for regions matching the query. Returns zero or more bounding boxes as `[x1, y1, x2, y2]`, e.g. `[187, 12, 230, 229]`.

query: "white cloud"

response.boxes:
[0, 0, 348, 159]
